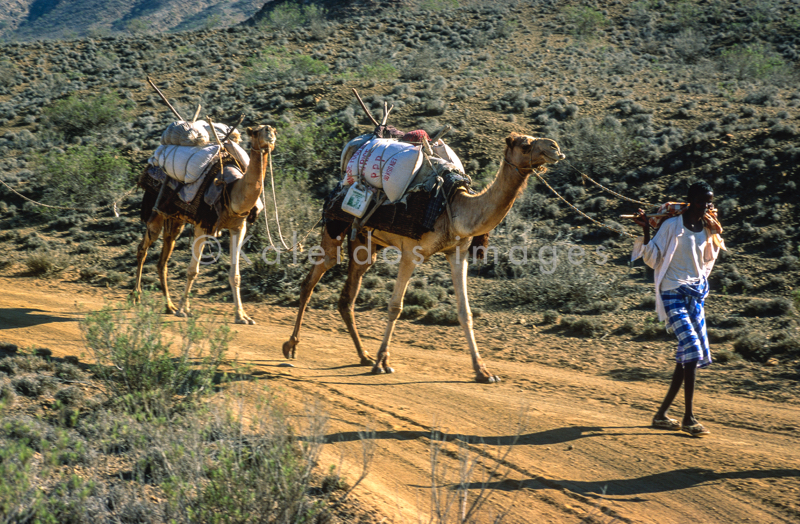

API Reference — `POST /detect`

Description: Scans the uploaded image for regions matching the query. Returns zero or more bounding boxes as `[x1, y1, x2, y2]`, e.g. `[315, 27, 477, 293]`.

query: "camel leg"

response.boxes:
[131, 213, 165, 305]
[175, 226, 209, 318]
[338, 232, 380, 366]
[229, 223, 255, 325]
[283, 228, 344, 359]
[446, 251, 499, 384]
[371, 252, 418, 375]
[156, 218, 185, 314]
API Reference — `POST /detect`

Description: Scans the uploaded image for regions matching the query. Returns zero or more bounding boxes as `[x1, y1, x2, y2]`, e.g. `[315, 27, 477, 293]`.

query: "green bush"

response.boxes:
[720, 44, 791, 82]
[0, 58, 18, 87]
[564, 6, 609, 38]
[36, 145, 134, 207]
[81, 292, 231, 413]
[272, 117, 346, 187]
[504, 251, 615, 312]
[406, 288, 437, 309]
[548, 116, 644, 179]
[420, 307, 460, 326]
[359, 61, 398, 81]
[261, 1, 326, 32]
[41, 92, 128, 139]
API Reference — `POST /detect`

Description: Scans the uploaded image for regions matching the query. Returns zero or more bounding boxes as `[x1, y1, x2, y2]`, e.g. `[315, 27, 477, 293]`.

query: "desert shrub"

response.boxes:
[733, 332, 771, 362]
[35, 145, 134, 208]
[24, 250, 69, 277]
[741, 298, 793, 317]
[714, 348, 740, 364]
[541, 310, 559, 325]
[0, 59, 19, 87]
[406, 288, 437, 309]
[420, 307, 460, 326]
[559, 315, 604, 337]
[719, 44, 792, 82]
[81, 292, 231, 414]
[547, 116, 644, 179]
[359, 61, 398, 81]
[0, 388, 333, 524]
[271, 117, 346, 189]
[505, 250, 615, 312]
[564, 6, 608, 38]
[400, 305, 426, 319]
[261, 1, 325, 32]
[672, 29, 708, 63]
[41, 92, 129, 139]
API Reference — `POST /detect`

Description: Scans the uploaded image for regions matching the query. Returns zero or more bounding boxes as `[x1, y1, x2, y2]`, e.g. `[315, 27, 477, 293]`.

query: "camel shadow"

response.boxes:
[0, 308, 79, 330]
[440, 467, 800, 500]
[322, 425, 632, 447]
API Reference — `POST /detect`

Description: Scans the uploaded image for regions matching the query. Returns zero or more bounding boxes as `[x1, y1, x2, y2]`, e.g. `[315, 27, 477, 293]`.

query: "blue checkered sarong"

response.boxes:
[661, 277, 712, 368]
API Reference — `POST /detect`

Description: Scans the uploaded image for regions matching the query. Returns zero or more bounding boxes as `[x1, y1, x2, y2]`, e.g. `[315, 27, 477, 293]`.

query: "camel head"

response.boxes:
[504, 133, 565, 171]
[247, 124, 277, 152]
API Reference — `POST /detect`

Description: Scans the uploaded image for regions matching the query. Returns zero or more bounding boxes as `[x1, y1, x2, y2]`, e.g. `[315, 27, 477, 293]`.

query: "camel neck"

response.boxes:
[450, 159, 528, 237]
[229, 147, 267, 214]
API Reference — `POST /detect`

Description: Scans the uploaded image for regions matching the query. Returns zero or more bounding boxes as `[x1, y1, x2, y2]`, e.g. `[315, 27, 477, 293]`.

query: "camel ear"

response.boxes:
[506, 132, 520, 148]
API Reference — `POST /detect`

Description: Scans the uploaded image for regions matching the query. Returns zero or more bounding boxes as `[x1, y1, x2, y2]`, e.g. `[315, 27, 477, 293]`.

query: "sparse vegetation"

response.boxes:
[0, 1, 799, 521]
[81, 292, 231, 413]
[35, 145, 134, 208]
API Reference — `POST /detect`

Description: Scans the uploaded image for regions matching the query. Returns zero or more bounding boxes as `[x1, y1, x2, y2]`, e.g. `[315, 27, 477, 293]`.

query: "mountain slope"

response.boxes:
[0, 0, 266, 40]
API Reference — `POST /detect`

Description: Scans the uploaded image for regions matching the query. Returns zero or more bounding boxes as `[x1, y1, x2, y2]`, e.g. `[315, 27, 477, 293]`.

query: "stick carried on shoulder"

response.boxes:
[619, 213, 667, 219]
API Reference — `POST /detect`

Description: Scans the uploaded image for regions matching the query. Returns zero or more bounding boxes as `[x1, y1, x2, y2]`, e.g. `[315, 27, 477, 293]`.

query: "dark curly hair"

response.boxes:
[687, 181, 713, 201]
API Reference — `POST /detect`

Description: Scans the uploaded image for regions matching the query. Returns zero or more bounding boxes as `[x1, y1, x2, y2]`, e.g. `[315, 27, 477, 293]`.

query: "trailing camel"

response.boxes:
[132, 124, 277, 325]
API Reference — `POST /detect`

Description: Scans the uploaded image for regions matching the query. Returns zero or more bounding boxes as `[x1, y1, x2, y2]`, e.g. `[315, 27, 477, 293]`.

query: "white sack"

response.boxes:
[149, 144, 220, 184]
[224, 141, 250, 170]
[431, 140, 465, 174]
[199, 120, 241, 144]
[342, 138, 423, 202]
[161, 121, 210, 147]
[340, 134, 372, 173]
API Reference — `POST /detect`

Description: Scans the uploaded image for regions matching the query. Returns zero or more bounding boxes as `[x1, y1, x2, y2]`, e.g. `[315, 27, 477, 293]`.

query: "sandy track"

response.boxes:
[1, 276, 798, 523]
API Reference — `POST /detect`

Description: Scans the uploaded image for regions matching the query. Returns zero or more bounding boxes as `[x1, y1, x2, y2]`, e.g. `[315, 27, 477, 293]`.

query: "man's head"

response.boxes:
[688, 181, 713, 201]
[687, 181, 714, 214]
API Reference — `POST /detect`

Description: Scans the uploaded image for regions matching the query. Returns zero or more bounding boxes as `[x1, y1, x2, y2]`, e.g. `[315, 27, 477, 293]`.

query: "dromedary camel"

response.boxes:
[132, 125, 277, 324]
[282, 132, 565, 383]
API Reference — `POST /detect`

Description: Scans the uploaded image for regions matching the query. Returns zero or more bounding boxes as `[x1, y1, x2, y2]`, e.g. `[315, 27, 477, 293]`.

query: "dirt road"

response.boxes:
[1, 276, 798, 523]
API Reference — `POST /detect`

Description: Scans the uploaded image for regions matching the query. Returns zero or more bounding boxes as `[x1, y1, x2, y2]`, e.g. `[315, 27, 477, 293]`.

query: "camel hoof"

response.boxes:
[164, 306, 177, 315]
[370, 365, 384, 375]
[383, 366, 395, 374]
[235, 314, 256, 325]
[359, 356, 375, 366]
[174, 310, 190, 318]
[282, 341, 296, 360]
[476, 374, 500, 384]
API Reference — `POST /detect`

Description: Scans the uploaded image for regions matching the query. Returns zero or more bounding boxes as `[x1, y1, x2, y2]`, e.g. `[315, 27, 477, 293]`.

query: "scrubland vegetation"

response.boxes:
[1, 0, 798, 361]
[1, 0, 799, 520]
[0, 297, 347, 523]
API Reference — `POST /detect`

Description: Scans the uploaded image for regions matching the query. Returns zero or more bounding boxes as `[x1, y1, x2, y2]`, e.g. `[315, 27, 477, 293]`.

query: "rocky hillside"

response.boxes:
[0, 0, 798, 365]
[0, 0, 265, 41]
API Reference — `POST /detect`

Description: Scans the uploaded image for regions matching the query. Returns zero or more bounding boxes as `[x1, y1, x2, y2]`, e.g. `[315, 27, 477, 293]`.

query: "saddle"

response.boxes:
[138, 159, 257, 233]
[322, 165, 474, 241]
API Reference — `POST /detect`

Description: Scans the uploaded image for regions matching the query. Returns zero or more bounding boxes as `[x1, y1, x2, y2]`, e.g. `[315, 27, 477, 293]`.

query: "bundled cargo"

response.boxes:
[342, 138, 424, 203]
[161, 120, 241, 147]
[149, 144, 220, 184]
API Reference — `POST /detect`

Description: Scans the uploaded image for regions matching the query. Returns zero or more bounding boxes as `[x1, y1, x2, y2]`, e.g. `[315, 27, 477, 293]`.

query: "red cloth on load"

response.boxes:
[401, 130, 430, 144]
